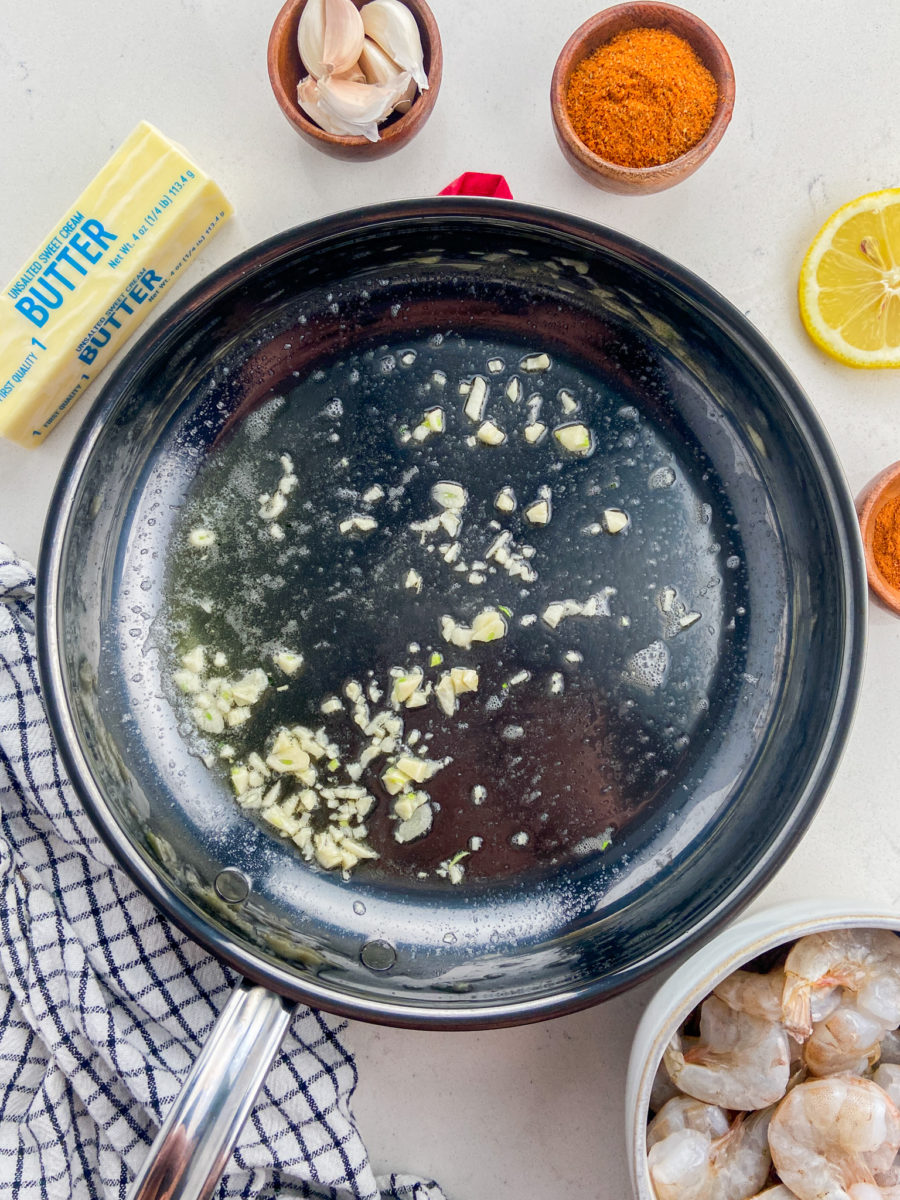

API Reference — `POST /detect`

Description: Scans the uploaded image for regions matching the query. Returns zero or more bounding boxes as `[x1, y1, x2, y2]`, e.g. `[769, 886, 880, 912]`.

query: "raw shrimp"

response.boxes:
[871, 1066, 900, 1189]
[782, 930, 900, 1041]
[715, 969, 785, 1023]
[874, 1063, 900, 1111]
[803, 1004, 885, 1077]
[647, 1109, 772, 1200]
[716, 967, 841, 1028]
[747, 1189, 798, 1200]
[664, 995, 791, 1110]
[647, 1095, 732, 1149]
[768, 1076, 900, 1200]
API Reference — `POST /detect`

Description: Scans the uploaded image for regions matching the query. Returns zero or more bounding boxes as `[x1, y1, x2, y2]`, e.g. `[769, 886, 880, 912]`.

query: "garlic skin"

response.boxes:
[297, 71, 412, 141]
[298, 0, 366, 79]
[360, 0, 428, 91]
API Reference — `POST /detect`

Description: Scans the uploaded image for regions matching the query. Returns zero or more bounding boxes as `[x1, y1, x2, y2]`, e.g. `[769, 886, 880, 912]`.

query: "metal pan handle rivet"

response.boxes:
[360, 939, 397, 971]
[214, 868, 251, 904]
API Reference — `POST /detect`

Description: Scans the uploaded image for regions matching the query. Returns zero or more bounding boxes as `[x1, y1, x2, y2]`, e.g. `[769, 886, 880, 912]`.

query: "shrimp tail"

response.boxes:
[781, 973, 813, 1041]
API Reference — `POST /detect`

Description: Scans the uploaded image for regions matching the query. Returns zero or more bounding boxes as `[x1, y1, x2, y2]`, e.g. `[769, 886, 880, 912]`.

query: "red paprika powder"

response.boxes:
[873, 495, 900, 590]
[565, 27, 718, 169]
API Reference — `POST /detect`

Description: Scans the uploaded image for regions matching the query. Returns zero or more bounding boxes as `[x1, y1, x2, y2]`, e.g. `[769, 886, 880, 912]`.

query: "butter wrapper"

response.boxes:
[0, 121, 233, 447]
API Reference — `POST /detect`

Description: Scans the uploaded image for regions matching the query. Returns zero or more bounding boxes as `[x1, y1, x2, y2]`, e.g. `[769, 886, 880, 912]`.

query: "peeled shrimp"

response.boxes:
[768, 1076, 900, 1200]
[664, 995, 791, 1110]
[782, 930, 900, 1041]
[715, 966, 840, 1029]
[648, 1095, 732, 1149]
[874, 1063, 900, 1111]
[647, 1109, 772, 1200]
[715, 969, 786, 1023]
[747, 1189, 799, 1200]
[870, 1065, 900, 1189]
[803, 1003, 886, 1077]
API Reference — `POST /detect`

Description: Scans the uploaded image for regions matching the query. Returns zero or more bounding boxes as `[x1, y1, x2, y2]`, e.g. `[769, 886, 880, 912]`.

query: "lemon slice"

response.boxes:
[799, 188, 900, 367]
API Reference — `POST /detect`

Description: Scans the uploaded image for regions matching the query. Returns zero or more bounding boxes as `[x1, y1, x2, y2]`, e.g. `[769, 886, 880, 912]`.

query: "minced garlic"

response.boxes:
[463, 376, 488, 423]
[602, 508, 629, 533]
[476, 420, 506, 445]
[188, 528, 216, 548]
[440, 608, 507, 648]
[520, 352, 550, 372]
[553, 423, 593, 456]
[494, 486, 516, 513]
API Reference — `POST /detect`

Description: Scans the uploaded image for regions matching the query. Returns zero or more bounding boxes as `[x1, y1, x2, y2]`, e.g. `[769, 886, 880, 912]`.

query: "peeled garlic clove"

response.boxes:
[360, 0, 428, 91]
[298, 0, 365, 79]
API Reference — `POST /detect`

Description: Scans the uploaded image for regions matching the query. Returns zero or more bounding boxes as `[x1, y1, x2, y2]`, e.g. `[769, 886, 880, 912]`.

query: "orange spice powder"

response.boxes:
[873, 495, 900, 590]
[565, 27, 718, 169]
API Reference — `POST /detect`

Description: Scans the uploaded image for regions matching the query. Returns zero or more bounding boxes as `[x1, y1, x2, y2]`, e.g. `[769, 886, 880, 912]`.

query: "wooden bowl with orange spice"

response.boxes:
[857, 460, 900, 616]
[550, 2, 735, 194]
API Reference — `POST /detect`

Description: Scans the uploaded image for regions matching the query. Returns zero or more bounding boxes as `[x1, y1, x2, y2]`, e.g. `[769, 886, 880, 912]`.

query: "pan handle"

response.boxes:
[128, 981, 296, 1200]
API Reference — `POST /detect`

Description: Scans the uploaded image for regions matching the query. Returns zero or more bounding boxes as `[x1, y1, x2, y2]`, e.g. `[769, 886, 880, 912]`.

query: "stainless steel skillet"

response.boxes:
[36, 199, 865, 1198]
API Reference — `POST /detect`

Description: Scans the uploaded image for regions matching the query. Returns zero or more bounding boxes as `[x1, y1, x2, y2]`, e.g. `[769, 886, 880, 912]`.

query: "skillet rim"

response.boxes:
[35, 198, 867, 1027]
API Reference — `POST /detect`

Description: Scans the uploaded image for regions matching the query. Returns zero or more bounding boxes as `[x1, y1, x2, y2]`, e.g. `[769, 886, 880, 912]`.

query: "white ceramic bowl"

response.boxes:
[625, 899, 900, 1200]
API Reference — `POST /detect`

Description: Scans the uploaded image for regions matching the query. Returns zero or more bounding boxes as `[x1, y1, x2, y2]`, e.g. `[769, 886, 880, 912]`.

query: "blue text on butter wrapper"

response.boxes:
[12, 220, 117, 327]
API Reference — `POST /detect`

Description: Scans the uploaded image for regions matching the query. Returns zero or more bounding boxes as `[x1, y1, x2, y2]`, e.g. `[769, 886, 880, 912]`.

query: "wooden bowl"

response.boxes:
[857, 460, 900, 615]
[267, 0, 442, 160]
[550, 2, 735, 194]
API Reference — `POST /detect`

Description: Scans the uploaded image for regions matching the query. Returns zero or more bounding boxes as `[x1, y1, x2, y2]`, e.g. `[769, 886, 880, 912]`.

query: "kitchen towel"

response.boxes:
[0, 542, 445, 1200]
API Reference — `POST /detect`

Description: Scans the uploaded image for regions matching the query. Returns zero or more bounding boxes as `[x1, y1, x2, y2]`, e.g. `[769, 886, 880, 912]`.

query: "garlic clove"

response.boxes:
[297, 0, 327, 75]
[357, 37, 418, 115]
[356, 41, 418, 115]
[320, 71, 413, 125]
[299, 72, 414, 141]
[298, 0, 365, 79]
[358, 35, 402, 85]
[339, 64, 368, 83]
[298, 75, 369, 137]
[360, 0, 428, 91]
[323, 0, 365, 74]
[394, 75, 418, 114]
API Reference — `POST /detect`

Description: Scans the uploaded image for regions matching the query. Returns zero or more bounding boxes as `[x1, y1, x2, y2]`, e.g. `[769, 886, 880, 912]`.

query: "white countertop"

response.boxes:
[3, 2, 900, 1196]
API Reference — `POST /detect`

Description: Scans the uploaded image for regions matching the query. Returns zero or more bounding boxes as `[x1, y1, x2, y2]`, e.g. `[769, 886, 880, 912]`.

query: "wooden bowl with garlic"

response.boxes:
[268, 0, 442, 159]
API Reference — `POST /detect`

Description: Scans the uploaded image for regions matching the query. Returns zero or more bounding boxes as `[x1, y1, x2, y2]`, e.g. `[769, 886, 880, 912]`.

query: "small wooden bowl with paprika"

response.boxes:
[550, 2, 735, 194]
[857, 461, 900, 616]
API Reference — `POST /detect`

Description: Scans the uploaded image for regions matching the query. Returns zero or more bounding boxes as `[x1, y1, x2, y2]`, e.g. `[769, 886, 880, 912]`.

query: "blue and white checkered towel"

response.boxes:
[0, 543, 445, 1200]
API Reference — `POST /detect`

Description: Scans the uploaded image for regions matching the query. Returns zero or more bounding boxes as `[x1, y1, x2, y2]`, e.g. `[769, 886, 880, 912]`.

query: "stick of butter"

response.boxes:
[0, 121, 233, 447]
